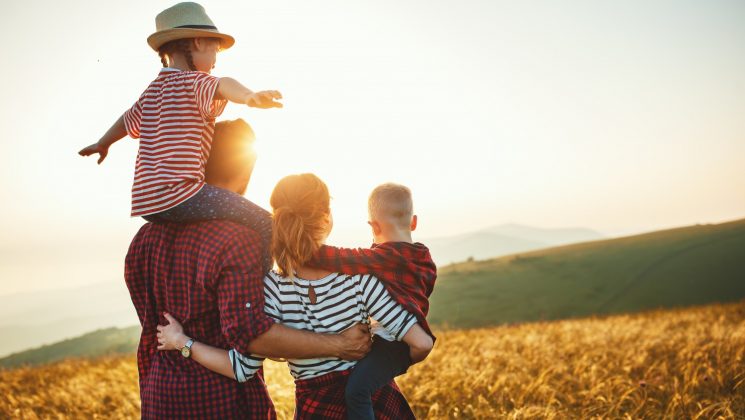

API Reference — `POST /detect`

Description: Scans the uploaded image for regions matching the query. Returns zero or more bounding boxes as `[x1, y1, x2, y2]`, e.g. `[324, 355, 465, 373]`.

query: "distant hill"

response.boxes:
[6, 218, 744, 367]
[0, 326, 139, 369]
[428, 218, 745, 328]
[0, 224, 602, 358]
[0, 282, 137, 358]
[425, 224, 605, 265]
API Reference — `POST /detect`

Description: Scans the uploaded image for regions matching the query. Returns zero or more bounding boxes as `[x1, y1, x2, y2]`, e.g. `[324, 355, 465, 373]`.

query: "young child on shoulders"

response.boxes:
[78, 2, 280, 268]
[307, 182, 438, 420]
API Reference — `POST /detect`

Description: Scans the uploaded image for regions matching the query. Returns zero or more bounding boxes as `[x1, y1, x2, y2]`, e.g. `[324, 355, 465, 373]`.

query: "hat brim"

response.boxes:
[147, 28, 235, 51]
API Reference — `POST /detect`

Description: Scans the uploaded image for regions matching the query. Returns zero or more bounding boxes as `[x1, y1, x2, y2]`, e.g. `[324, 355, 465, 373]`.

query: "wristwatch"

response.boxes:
[180, 338, 195, 358]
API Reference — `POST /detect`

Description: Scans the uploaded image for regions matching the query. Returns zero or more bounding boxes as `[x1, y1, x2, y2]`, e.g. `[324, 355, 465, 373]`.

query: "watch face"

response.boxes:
[181, 346, 191, 358]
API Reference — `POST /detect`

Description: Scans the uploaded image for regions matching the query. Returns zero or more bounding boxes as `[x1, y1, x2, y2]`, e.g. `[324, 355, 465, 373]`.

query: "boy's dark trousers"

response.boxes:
[345, 335, 412, 420]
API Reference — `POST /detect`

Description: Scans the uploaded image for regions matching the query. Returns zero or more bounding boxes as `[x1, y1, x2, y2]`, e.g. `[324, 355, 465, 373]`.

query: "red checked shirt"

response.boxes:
[307, 242, 437, 338]
[125, 220, 276, 419]
[123, 68, 227, 217]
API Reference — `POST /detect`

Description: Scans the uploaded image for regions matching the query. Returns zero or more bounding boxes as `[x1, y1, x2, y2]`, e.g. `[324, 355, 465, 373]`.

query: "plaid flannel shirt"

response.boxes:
[125, 220, 276, 419]
[307, 242, 437, 338]
[293, 370, 415, 419]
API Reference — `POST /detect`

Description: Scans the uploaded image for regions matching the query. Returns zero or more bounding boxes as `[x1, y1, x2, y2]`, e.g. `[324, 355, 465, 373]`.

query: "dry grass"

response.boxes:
[2, 302, 744, 419]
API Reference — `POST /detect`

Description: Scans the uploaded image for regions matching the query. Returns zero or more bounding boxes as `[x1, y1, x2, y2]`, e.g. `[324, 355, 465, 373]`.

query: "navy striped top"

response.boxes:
[229, 271, 417, 381]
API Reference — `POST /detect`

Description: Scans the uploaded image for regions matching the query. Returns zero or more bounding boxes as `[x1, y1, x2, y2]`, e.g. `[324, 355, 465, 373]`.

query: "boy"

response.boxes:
[308, 182, 437, 420]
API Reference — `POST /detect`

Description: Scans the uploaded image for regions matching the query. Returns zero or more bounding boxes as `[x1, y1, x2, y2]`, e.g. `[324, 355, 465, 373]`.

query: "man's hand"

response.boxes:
[334, 323, 372, 361]
[246, 90, 283, 109]
[78, 142, 110, 164]
[157, 313, 190, 351]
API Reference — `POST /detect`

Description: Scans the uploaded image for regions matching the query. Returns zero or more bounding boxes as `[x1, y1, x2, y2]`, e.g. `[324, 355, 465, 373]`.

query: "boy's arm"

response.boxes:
[308, 245, 392, 280]
[78, 114, 127, 164]
[216, 78, 282, 109]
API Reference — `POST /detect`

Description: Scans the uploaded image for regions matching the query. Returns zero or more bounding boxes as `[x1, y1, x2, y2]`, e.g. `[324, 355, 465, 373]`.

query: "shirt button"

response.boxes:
[245, 302, 251, 308]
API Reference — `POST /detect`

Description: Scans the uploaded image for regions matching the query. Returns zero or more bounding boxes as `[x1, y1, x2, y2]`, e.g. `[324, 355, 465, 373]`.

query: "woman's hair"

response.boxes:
[270, 174, 331, 277]
[158, 37, 222, 70]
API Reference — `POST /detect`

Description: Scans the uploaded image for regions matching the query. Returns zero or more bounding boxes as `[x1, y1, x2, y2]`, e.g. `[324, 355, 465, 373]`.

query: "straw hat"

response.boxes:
[147, 2, 235, 51]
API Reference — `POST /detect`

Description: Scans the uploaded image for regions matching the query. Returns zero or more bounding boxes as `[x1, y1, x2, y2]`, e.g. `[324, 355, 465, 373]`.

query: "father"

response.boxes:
[124, 119, 371, 419]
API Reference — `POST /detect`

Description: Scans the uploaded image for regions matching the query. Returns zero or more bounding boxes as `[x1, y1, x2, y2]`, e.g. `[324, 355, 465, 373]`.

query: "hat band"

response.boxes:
[174, 24, 219, 30]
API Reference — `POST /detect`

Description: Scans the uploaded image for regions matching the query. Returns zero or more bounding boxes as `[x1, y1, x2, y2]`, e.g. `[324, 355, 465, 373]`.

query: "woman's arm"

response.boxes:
[401, 323, 434, 364]
[360, 276, 433, 362]
[157, 313, 372, 381]
[157, 313, 237, 380]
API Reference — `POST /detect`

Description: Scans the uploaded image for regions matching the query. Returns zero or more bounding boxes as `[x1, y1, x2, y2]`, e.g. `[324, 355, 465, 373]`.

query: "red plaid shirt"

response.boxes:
[125, 221, 276, 419]
[294, 370, 415, 419]
[307, 242, 437, 338]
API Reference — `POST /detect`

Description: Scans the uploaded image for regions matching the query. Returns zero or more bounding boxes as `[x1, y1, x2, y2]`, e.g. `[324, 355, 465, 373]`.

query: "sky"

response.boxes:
[0, 0, 744, 296]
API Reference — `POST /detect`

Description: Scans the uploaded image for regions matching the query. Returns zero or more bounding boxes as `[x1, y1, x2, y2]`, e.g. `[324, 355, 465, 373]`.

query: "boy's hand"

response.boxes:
[157, 313, 189, 351]
[78, 142, 110, 164]
[247, 90, 283, 109]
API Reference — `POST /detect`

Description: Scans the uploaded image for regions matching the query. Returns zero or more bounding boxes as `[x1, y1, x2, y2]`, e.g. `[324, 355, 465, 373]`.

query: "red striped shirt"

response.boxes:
[123, 68, 227, 217]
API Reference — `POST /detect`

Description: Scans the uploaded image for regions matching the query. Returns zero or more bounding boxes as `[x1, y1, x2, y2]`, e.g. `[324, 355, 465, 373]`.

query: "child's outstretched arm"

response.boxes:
[78, 114, 127, 164]
[216, 78, 283, 109]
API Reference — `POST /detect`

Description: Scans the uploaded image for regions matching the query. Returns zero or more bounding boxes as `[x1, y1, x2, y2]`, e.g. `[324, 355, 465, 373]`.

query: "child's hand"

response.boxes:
[78, 142, 110, 164]
[247, 90, 283, 109]
[157, 313, 189, 351]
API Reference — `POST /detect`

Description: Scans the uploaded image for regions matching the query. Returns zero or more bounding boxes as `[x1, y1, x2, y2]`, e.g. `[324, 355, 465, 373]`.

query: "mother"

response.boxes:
[158, 173, 432, 419]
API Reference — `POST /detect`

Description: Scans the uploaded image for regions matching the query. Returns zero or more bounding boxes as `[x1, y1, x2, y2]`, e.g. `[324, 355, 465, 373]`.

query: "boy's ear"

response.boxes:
[367, 220, 383, 236]
[410, 215, 418, 232]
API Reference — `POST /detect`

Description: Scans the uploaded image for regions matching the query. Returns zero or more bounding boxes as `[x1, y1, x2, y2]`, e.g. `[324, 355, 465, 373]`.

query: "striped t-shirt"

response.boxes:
[123, 68, 227, 217]
[230, 271, 418, 382]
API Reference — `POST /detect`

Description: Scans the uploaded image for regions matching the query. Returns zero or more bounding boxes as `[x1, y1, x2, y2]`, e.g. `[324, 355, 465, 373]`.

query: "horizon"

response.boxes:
[1, 214, 741, 299]
[1, 0, 744, 297]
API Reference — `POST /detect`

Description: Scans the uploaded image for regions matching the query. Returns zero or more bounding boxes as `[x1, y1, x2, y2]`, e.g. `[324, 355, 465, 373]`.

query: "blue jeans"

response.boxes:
[345, 336, 412, 420]
[143, 184, 272, 270]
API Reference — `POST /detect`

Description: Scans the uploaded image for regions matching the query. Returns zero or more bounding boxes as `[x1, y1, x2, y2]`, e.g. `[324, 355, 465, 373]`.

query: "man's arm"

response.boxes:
[247, 323, 371, 359]
[158, 314, 371, 380]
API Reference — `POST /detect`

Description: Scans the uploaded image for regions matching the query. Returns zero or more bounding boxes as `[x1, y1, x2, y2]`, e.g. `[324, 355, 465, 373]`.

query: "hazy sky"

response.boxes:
[1, 0, 744, 295]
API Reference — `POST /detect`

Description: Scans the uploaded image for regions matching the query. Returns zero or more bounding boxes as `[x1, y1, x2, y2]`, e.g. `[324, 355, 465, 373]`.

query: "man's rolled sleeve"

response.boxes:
[217, 228, 275, 355]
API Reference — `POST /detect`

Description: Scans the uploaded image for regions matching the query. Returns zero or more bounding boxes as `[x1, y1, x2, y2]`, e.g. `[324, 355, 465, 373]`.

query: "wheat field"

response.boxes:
[2, 302, 744, 419]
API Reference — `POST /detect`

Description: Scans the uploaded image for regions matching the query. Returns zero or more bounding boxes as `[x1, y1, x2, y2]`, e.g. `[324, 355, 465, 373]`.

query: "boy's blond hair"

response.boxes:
[368, 183, 413, 229]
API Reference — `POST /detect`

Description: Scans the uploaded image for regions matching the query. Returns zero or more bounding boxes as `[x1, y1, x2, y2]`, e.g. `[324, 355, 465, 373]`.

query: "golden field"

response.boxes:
[2, 302, 744, 419]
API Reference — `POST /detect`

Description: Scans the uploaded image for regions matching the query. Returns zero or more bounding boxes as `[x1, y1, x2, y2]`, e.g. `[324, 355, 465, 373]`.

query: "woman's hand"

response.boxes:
[246, 90, 283, 109]
[157, 313, 190, 351]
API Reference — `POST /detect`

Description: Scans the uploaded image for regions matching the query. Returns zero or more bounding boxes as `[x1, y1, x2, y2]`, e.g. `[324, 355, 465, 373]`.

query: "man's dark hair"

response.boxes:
[205, 119, 257, 186]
